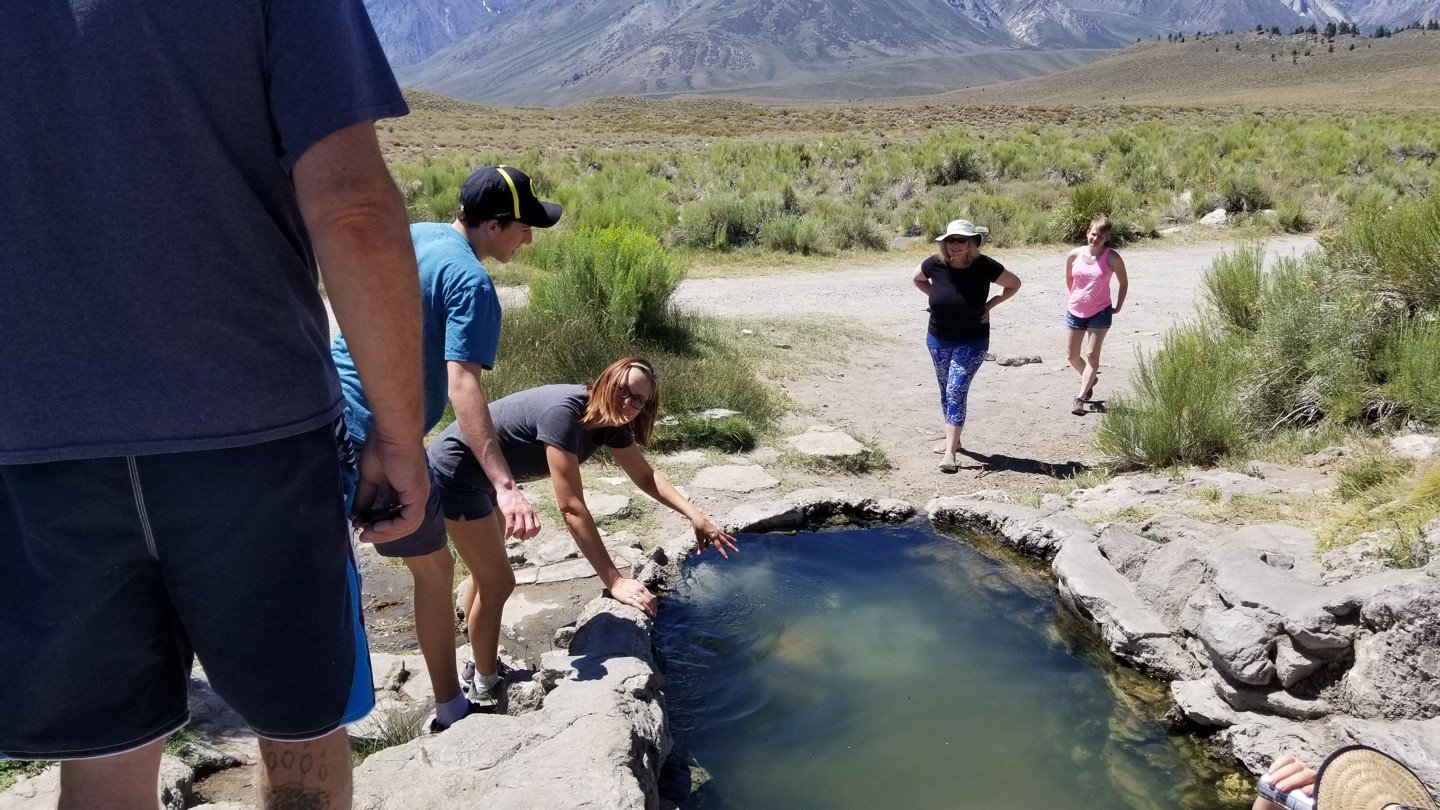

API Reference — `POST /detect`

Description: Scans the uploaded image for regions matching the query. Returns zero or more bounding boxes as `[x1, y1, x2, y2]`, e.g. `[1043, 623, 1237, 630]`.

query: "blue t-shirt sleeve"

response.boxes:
[265, 0, 410, 169]
[441, 264, 503, 369]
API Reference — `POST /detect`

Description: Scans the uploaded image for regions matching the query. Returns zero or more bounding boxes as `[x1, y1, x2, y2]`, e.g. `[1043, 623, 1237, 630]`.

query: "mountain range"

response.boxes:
[363, 0, 1440, 104]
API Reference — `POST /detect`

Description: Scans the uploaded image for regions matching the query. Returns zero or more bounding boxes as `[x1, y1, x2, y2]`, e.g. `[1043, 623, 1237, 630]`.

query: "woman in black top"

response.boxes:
[911, 219, 1022, 473]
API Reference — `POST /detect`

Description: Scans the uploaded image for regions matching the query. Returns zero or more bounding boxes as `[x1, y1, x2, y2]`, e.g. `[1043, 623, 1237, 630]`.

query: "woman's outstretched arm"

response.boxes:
[611, 444, 739, 558]
[547, 444, 659, 615]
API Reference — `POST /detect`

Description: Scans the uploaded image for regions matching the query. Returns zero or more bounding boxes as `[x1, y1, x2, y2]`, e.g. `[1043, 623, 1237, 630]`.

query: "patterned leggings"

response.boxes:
[927, 335, 989, 427]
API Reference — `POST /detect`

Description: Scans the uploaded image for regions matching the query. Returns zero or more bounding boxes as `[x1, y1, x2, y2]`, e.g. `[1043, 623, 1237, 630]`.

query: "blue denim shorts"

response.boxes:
[0, 422, 373, 759]
[1065, 305, 1113, 330]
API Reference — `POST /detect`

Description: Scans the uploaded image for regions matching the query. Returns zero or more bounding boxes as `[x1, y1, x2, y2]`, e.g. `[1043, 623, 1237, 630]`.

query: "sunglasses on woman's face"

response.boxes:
[944, 235, 971, 244]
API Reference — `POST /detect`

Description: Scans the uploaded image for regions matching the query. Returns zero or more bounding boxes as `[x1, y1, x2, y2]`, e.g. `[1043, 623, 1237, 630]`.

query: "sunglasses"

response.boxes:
[943, 235, 972, 244]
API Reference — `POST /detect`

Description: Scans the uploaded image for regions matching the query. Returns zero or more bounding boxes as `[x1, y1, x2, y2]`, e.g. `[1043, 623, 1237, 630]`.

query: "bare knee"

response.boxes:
[404, 548, 455, 587]
[1084, 348, 1103, 369]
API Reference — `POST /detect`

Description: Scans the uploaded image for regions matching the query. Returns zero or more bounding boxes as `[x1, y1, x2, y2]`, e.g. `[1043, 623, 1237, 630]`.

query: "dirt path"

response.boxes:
[673, 235, 1317, 500]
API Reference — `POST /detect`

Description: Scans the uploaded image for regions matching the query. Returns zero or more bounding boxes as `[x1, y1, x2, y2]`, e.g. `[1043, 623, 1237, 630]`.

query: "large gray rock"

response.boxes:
[1221, 715, 1440, 791]
[1197, 607, 1281, 686]
[1067, 476, 1182, 518]
[1185, 470, 1283, 498]
[785, 426, 866, 459]
[1200, 208, 1228, 227]
[1170, 677, 1239, 728]
[1095, 524, 1156, 579]
[1214, 676, 1333, 721]
[1052, 539, 1202, 679]
[1321, 530, 1400, 585]
[354, 598, 669, 810]
[722, 500, 803, 533]
[1391, 434, 1440, 461]
[585, 491, 631, 521]
[1303, 446, 1351, 468]
[928, 498, 1095, 559]
[1132, 535, 1213, 626]
[1342, 578, 1440, 720]
[1274, 635, 1328, 689]
[689, 465, 780, 493]
[187, 668, 258, 766]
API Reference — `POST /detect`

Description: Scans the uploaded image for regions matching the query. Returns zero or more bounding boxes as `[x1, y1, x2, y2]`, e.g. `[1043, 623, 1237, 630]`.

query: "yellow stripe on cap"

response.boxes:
[495, 166, 521, 220]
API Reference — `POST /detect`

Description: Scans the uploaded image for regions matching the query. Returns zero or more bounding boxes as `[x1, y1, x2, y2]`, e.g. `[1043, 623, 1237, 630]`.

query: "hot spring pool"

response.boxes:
[654, 523, 1242, 809]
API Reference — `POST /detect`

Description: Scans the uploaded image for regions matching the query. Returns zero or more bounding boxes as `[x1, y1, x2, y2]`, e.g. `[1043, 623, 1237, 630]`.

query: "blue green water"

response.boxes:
[655, 524, 1238, 810]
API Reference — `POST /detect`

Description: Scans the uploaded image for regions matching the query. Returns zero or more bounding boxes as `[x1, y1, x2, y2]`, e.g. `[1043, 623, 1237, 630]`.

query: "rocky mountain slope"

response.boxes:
[362, 0, 1440, 104]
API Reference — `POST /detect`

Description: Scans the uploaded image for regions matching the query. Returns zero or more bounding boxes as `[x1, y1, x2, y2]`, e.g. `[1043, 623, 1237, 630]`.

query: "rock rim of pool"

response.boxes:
[927, 493, 1440, 794]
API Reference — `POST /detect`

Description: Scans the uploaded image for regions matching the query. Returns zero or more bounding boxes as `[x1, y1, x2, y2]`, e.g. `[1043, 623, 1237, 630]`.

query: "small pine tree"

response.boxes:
[1328, 43, 1334, 52]
[1306, 23, 1318, 35]
[1324, 21, 1337, 38]
[1349, 42, 1355, 50]
[1271, 26, 1281, 35]
[1235, 41, 1241, 49]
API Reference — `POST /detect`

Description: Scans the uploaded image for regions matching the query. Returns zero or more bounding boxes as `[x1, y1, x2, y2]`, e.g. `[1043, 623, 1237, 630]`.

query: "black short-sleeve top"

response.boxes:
[921, 255, 1006, 342]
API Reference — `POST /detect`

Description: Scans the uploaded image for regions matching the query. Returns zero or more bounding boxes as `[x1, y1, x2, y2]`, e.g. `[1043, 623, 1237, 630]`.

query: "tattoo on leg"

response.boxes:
[262, 783, 328, 810]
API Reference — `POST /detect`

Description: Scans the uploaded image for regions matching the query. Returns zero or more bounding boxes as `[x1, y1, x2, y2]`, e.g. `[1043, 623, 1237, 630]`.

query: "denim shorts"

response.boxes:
[1065, 305, 1113, 330]
[0, 422, 373, 759]
[427, 428, 501, 521]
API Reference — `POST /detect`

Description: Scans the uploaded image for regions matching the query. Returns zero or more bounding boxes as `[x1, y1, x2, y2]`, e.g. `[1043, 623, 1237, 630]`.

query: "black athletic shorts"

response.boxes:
[0, 422, 374, 760]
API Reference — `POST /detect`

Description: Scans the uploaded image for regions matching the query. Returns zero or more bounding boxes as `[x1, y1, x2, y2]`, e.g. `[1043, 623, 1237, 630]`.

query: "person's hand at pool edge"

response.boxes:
[693, 518, 739, 559]
[610, 577, 659, 617]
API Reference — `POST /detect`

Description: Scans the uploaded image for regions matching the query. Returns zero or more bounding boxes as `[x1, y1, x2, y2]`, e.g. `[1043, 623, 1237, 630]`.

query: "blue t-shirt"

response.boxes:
[0, 1, 408, 463]
[332, 223, 503, 445]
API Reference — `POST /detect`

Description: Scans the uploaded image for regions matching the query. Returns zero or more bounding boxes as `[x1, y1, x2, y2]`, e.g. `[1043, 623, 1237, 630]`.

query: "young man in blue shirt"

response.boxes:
[332, 165, 559, 729]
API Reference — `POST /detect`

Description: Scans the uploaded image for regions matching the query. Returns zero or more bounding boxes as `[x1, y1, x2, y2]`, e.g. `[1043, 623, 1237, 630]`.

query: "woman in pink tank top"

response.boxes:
[1064, 216, 1128, 416]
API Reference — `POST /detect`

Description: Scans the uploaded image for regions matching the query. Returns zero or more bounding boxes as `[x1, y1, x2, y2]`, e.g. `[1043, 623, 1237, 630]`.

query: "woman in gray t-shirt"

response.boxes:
[428, 356, 738, 701]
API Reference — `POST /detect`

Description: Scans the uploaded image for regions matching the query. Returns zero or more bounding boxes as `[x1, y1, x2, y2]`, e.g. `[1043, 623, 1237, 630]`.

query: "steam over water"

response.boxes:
[655, 524, 1240, 809]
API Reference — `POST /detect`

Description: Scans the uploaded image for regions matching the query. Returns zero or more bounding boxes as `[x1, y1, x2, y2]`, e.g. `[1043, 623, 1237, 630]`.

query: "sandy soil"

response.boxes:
[673, 234, 1318, 501]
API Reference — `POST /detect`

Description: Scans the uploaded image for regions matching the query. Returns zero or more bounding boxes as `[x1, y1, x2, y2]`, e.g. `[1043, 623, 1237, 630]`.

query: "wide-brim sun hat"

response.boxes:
[934, 219, 990, 241]
[1313, 745, 1437, 810]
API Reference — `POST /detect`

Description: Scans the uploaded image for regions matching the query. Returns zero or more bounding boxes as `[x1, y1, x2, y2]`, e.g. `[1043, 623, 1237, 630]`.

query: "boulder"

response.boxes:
[785, 427, 867, 459]
[1320, 530, 1399, 585]
[722, 500, 803, 533]
[1221, 715, 1440, 790]
[1342, 578, 1440, 720]
[1197, 607, 1282, 686]
[689, 465, 780, 493]
[1052, 539, 1202, 679]
[1170, 677, 1239, 728]
[1214, 676, 1333, 721]
[1200, 208, 1228, 227]
[1303, 446, 1350, 468]
[1275, 635, 1328, 689]
[1132, 535, 1213, 626]
[585, 491, 631, 521]
[354, 598, 669, 810]
[1095, 524, 1156, 579]
[1391, 434, 1440, 461]
[1185, 470, 1283, 498]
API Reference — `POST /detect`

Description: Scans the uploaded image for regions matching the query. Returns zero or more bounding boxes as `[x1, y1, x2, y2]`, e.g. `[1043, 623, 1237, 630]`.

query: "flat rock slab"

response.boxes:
[585, 491, 631, 520]
[502, 592, 564, 636]
[785, 427, 866, 458]
[1391, 434, 1440, 461]
[995, 355, 1042, 367]
[1185, 470, 1283, 497]
[1242, 461, 1335, 495]
[690, 464, 780, 493]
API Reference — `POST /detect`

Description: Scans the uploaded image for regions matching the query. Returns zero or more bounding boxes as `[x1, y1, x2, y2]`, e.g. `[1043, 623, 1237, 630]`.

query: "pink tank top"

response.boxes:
[1067, 247, 1113, 318]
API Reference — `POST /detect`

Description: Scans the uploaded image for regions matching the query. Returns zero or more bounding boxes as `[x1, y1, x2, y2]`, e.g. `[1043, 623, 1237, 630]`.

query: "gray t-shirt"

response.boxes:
[0, 0, 407, 463]
[429, 385, 634, 489]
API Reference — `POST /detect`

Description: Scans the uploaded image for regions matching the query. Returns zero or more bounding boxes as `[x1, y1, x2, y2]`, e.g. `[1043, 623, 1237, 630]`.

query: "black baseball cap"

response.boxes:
[459, 165, 562, 228]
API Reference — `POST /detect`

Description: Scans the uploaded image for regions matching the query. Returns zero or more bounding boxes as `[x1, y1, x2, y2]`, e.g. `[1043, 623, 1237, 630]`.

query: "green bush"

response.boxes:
[650, 414, 760, 453]
[926, 145, 989, 185]
[1220, 174, 1274, 213]
[527, 226, 686, 341]
[1380, 316, 1440, 423]
[1276, 200, 1311, 232]
[759, 214, 829, 255]
[1050, 183, 1146, 244]
[1096, 321, 1249, 466]
[1203, 243, 1266, 332]
[1337, 193, 1440, 309]
[674, 194, 776, 250]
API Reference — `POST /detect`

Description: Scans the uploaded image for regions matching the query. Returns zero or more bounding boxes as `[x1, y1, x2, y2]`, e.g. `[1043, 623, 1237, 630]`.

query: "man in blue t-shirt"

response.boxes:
[1, 2, 429, 806]
[331, 165, 560, 730]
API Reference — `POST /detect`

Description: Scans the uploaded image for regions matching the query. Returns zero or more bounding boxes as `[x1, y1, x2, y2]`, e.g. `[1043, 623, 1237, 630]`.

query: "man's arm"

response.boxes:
[293, 120, 428, 541]
[447, 360, 540, 540]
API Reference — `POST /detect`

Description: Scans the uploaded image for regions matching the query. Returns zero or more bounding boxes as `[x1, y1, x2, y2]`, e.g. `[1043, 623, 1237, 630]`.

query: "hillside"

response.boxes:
[934, 27, 1440, 107]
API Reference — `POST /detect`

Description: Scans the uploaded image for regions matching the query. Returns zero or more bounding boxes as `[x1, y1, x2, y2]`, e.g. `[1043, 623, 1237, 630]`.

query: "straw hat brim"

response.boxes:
[1314, 746, 1437, 810]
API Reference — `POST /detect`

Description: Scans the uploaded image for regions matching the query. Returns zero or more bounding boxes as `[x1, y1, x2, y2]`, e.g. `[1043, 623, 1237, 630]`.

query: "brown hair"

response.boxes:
[1089, 216, 1113, 239]
[583, 356, 660, 445]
